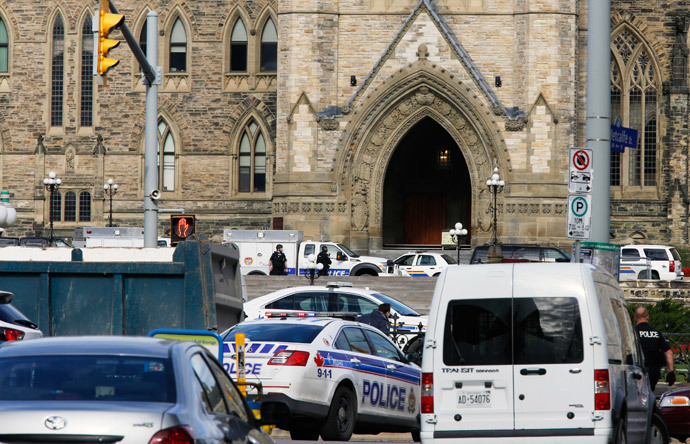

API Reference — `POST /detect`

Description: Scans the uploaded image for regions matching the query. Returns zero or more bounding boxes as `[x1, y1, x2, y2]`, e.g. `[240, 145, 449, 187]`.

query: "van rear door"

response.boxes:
[433, 267, 515, 433]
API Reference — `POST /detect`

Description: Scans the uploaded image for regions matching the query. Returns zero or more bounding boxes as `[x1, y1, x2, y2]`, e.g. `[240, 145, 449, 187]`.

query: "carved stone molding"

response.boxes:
[505, 120, 525, 131]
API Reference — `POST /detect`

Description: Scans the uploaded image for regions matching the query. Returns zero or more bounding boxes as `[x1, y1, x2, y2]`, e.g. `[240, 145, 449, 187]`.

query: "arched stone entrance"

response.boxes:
[382, 117, 471, 246]
[339, 63, 507, 251]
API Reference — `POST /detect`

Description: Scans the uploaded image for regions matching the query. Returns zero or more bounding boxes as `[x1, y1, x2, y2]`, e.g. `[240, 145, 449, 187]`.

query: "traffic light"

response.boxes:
[97, 0, 124, 77]
[170, 214, 196, 246]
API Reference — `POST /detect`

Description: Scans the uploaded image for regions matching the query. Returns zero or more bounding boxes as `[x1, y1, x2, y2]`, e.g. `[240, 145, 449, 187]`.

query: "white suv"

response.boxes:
[619, 244, 683, 281]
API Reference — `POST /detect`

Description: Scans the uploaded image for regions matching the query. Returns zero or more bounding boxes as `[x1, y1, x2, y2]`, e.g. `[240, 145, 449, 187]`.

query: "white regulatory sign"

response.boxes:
[569, 148, 593, 193]
[566, 194, 591, 240]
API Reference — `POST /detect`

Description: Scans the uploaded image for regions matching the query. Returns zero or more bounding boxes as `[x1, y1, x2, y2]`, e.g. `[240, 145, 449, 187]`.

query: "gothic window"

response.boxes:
[79, 192, 91, 222]
[51, 15, 65, 127]
[260, 18, 277, 72]
[81, 16, 93, 127]
[50, 192, 61, 222]
[610, 28, 659, 189]
[169, 18, 187, 72]
[157, 118, 176, 192]
[230, 18, 248, 72]
[64, 191, 77, 221]
[238, 120, 266, 193]
[0, 17, 8, 72]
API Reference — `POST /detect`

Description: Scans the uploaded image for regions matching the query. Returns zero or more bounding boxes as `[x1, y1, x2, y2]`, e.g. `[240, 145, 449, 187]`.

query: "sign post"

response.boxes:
[567, 147, 593, 259]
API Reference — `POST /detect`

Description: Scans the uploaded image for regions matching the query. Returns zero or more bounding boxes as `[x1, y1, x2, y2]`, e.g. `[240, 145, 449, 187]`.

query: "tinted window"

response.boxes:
[441, 254, 457, 265]
[395, 255, 415, 266]
[342, 327, 372, 354]
[303, 244, 315, 257]
[643, 248, 669, 261]
[372, 292, 420, 316]
[0, 355, 175, 402]
[418, 255, 436, 266]
[671, 248, 682, 261]
[266, 295, 294, 310]
[611, 299, 642, 366]
[205, 354, 249, 421]
[514, 297, 583, 364]
[0, 238, 19, 246]
[335, 293, 378, 314]
[191, 354, 228, 414]
[515, 247, 540, 261]
[363, 329, 402, 362]
[223, 323, 323, 343]
[444, 299, 512, 366]
[294, 292, 329, 311]
[544, 248, 569, 261]
[0, 304, 32, 326]
[443, 297, 583, 366]
[621, 248, 640, 260]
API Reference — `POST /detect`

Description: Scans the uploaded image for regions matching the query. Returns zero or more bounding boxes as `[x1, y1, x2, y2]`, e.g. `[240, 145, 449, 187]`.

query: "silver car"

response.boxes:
[0, 336, 275, 444]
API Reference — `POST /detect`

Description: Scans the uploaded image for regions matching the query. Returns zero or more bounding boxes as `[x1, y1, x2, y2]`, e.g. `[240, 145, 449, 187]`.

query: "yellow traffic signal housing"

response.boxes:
[97, 0, 124, 76]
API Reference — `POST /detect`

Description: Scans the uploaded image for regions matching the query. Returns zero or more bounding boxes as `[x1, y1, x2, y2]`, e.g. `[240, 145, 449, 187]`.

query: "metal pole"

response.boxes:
[143, 11, 159, 247]
[49, 188, 54, 244]
[587, 0, 611, 243]
[456, 240, 460, 265]
[492, 188, 498, 245]
[108, 191, 113, 227]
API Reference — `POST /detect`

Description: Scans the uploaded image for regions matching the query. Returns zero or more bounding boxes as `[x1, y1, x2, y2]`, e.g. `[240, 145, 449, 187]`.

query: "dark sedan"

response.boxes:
[0, 336, 275, 444]
[659, 385, 690, 443]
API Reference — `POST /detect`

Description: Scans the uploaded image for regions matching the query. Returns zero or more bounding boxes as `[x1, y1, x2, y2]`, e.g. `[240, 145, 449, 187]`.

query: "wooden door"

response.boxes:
[404, 193, 446, 244]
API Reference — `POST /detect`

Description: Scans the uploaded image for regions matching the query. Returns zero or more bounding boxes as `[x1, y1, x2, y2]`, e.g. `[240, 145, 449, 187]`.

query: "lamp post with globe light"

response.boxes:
[43, 171, 62, 245]
[304, 253, 324, 285]
[104, 178, 118, 227]
[449, 222, 468, 264]
[486, 166, 505, 263]
[0, 191, 18, 235]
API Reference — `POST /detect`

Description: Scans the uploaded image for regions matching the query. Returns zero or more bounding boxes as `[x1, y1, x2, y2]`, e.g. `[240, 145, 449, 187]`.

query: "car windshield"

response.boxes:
[0, 303, 33, 327]
[223, 323, 324, 343]
[336, 244, 359, 258]
[441, 254, 457, 264]
[0, 355, 175, 402]
[371, 292, 421, 316]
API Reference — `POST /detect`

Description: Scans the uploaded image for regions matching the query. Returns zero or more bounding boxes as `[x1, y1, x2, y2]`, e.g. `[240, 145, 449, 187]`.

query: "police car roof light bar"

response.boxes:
[326, 281, 353, 288]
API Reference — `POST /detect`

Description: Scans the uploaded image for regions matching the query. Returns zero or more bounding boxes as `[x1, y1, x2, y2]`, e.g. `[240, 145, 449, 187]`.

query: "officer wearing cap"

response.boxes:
[356, 303, 391, 335]
[634, 307, 675, 390]
[269, 244, 288, 275]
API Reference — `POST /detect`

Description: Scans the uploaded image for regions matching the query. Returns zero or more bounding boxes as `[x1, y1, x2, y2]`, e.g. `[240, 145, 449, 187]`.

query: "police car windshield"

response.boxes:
[223, 323, 324, 343]
[336, 244, 359, 258]
[372, 293, 421, 316]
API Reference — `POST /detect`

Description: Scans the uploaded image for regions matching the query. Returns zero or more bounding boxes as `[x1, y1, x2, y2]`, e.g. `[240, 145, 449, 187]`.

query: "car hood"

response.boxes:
[355, 255, 389, 265]
[661, 385, 690, 398]
[0, 401, 169, 443]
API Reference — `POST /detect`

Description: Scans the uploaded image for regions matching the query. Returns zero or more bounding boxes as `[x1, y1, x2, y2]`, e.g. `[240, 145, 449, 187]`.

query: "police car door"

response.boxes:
[334, 326, 386, 417]
[326, 244, 349, 276]
[395, 254, 416, 276]
[362, 327, 420, 421]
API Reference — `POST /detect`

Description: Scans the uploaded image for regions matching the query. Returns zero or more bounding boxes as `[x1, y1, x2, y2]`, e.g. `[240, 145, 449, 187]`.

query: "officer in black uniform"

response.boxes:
[634, 307, 675, 391]
[269, 244, 288, 275]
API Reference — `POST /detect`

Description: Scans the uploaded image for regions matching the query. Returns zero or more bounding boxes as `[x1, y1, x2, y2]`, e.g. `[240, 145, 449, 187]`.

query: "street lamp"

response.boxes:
[104, 178, 118, 227]
[43, 171, 62, 245]
[304, 253, 324, 286]
[449, 222, 467, 264]
[486, 166, 505, 263]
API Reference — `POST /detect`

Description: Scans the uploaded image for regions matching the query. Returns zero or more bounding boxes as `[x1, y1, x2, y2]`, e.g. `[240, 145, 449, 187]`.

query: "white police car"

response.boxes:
[221, 317, 421, 441]
[392, 252, 457, 277]
[243, 283, 427, 350]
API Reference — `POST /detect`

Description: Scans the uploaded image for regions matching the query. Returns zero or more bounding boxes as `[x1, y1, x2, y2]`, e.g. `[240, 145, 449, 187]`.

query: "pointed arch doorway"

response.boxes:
[382, 117, 471, 246]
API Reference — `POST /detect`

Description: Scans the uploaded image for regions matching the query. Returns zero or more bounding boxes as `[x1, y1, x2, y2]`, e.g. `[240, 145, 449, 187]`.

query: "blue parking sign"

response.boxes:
[611, 117, 638, 153]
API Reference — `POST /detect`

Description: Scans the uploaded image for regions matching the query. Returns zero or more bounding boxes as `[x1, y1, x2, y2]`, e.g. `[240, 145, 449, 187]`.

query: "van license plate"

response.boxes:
[458, 391, 491, 408]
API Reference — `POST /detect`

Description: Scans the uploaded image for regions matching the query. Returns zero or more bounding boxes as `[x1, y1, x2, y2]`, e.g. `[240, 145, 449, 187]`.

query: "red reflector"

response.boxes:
[86, 230, 92, 234]
[594, 369, 611, 410]
[670, 261, 675, 272]
[148, 426, 194, 444]
[0, 327, 25, 341]
[421, 372, 434, 414]
[268, 350, 310, 366]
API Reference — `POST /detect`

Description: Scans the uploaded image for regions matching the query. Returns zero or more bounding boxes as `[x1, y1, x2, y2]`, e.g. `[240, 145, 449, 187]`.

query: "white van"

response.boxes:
[420, 263, 654, 444]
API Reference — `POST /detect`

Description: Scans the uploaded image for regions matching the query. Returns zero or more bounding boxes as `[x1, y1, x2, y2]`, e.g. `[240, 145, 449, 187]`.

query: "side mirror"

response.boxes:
[336, 252, 344, 261]
[0, 290, 14, 304]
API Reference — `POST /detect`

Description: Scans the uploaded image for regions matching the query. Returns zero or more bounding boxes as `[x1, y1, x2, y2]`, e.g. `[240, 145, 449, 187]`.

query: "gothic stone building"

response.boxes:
[0, 0, 689, 252]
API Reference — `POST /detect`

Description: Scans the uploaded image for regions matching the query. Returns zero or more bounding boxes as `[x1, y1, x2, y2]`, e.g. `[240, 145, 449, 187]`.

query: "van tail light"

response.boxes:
[148, 426, 194, 444]
[0, 327, 25, 341]
[594, 369, 611, 410]
[670, 261, 675, 273]
[268, 350, 310, 366]
[421, 372, 434, 414]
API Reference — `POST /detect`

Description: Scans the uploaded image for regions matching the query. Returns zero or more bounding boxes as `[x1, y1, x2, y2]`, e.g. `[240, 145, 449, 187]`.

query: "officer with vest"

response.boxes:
[356, 303, 391, 335]
[269, 244, 288, 275]
[634, 307, 675, 391]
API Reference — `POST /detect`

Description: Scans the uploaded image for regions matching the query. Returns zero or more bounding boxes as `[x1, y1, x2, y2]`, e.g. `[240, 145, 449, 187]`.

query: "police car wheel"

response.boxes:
[320, 386, 356, 441]
[289, 428, 320, 440]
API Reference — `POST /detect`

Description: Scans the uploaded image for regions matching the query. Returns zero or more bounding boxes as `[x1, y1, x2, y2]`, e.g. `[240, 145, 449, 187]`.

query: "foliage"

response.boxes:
[683, 267, 690, 277]
[627, 297, 690, 334]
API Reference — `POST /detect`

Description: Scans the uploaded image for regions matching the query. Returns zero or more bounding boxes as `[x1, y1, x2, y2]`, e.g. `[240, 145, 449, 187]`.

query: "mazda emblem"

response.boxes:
[45, 416, 67, 430]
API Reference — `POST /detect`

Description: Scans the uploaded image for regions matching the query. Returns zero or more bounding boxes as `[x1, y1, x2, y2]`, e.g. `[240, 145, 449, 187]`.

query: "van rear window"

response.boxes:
[443, 297, 583, 366]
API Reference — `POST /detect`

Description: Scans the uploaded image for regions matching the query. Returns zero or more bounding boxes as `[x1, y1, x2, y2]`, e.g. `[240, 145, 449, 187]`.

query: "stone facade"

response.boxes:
[0, 0, 689, 253]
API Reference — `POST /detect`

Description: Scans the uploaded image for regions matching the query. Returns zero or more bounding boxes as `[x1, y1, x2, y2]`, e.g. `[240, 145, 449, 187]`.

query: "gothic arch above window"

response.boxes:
[157, 118, 177, 192]
[237, 119, 267, 194]
[230, 18, 248, 72]
[610, 26, 660, 194]
[0, 16, 8, 73]
[81, 15, 94, 128]
[260, 17, 277, 73]
[169, 18, 187, 73]
[51, 14, 65, 128]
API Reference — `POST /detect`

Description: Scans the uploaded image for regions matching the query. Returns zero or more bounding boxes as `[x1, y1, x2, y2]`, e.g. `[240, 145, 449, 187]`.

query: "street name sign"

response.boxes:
[568, 147, 593, 193]
[611, 117, 638, 153]
[567, 194, 592, 239]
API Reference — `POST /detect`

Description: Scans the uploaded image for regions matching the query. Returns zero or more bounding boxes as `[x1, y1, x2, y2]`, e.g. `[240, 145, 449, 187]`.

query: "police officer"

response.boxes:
[316, 245, 332, 276]
[269, 244, 288, 275]
[634, 307, 675, 391]
[356, 303, 391, 335]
